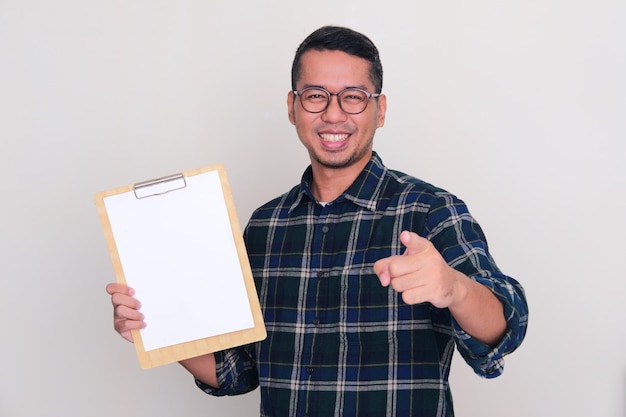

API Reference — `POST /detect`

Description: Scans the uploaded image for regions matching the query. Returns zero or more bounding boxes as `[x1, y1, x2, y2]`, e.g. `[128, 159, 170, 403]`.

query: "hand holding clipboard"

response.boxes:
[95, 165, 266, 369]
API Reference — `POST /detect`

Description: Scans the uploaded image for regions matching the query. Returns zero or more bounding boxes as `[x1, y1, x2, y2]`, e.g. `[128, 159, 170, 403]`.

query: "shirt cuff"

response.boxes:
[452, 318, 506, 378]
[451, 274, 525, 378]
[195, 348, 259, 397]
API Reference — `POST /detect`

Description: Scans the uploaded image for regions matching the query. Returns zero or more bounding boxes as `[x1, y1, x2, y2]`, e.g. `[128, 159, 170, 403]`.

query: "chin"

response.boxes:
[314, 153, 359, 169]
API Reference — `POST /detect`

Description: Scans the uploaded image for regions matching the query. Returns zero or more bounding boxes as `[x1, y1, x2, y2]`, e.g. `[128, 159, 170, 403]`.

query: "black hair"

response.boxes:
[291, 26, 383, 93]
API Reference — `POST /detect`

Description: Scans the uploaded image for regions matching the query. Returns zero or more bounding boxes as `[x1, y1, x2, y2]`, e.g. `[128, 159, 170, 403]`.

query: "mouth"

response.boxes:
[320, 133, 350, 143]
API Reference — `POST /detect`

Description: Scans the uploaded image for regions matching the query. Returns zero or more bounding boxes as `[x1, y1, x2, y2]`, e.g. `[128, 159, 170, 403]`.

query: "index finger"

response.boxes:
[399, 230, 431, 256]
[105, 282, 134, 296]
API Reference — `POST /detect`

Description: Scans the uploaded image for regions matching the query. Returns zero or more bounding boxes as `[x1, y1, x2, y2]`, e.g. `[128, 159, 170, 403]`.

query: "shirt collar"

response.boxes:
[289, 151, 386, 213]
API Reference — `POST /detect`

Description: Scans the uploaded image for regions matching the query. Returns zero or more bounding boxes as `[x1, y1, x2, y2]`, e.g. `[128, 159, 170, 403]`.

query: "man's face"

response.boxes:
[288, 49, 386, 171]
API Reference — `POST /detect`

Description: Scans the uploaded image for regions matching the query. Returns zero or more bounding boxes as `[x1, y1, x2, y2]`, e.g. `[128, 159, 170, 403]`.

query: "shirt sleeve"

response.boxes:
[194, 344, 259, 396]
[425, 192, 529, 378]
[452, 272, 528, 378]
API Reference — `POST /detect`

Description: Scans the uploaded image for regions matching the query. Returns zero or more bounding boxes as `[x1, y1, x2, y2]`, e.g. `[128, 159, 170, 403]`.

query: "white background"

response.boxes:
[1, 1, 624, 416]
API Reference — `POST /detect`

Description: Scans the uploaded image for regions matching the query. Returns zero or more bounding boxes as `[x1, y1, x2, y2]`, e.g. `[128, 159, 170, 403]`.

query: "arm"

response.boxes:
[179, 354, 218, 388]
[105, 283, 219, 387]
[374, 231, 506, 346]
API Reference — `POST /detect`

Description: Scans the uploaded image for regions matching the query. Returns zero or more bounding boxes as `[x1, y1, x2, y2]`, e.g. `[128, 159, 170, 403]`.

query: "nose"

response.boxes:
[321, 93, 348, 122]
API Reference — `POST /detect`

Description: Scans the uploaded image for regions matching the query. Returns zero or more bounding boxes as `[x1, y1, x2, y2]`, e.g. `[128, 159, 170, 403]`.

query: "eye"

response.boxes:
[302, 89, 328, 102]
[344, 94, 364, 101]
[342, 90, 367, 103]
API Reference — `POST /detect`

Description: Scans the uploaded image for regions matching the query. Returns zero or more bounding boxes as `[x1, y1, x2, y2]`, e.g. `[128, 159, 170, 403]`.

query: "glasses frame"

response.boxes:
[293, 86, 381, 115]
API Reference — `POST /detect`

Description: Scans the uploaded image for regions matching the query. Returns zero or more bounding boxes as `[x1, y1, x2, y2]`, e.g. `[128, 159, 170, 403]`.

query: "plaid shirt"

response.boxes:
[197, 152, 528, 417]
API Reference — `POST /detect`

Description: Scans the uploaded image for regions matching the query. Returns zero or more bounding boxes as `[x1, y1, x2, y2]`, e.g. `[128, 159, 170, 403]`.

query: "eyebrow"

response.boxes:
[298, 84, 370, 91]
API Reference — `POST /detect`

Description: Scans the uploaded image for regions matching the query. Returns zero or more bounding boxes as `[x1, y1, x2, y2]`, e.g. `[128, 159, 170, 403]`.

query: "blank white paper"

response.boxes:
[104, 170, 254, 351]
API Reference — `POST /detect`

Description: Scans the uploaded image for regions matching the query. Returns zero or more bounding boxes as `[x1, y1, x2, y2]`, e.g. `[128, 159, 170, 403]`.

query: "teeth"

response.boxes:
[320, 133, 349, 142]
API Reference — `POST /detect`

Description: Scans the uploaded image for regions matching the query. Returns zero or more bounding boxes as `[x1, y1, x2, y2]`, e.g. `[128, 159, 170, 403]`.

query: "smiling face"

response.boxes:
[288, 49, 386, 174]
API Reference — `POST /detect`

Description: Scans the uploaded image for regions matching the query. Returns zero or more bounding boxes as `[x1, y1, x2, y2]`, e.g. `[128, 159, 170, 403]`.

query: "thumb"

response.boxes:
[400, 230, 430, 256]
[373, 255, 392, 287]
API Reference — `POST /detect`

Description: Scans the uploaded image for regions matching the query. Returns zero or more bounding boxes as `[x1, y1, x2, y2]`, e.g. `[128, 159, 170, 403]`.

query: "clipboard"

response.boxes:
[95, 164, 266, 369]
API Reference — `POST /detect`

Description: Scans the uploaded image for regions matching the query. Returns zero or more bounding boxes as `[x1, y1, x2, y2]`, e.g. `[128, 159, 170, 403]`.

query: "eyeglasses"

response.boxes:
[293, 87, 381, 115]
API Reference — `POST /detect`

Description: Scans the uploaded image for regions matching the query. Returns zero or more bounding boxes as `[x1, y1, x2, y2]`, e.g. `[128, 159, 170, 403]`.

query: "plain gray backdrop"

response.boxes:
[1, 1, 624, 416]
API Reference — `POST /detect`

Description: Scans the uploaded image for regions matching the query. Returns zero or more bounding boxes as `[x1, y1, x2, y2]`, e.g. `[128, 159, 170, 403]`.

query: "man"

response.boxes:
[107, 25, 528, 416]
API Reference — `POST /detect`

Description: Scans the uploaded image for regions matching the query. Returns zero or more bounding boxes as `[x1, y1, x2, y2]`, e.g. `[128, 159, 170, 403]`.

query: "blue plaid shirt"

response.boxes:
[197, 152, 528, 417]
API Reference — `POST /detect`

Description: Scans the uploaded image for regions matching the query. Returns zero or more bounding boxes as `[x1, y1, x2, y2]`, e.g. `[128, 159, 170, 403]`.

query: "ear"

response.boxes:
[287, 91, 296, 125]
[376, 94, 387, 128]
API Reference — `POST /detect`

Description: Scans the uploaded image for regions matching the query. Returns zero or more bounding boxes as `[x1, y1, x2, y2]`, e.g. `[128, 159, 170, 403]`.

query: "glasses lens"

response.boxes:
[339, 89, 369, 114]
[299, 88, 329, 113]
[297, 88, 373, 114]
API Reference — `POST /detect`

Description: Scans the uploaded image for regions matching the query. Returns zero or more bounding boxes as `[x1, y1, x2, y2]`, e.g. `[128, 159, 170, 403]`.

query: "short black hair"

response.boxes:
[291, 26, 383, 93]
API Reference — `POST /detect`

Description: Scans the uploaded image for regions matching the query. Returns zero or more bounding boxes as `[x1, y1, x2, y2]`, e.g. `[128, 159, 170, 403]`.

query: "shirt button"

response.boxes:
[307, 367, 314, 375]
[313, 318, 320, 326]
[321, 225, 329, 233]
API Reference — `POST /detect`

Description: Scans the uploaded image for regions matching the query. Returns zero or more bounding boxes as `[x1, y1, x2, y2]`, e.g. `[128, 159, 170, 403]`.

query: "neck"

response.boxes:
[309, 158, 369, 203]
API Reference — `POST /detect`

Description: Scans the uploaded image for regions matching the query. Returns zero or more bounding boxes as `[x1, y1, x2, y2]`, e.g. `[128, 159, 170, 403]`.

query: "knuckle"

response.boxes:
[110, 292, 122, 305]
[388, 262, 401, 277]
[113, 304, 125, 318]
[401, 291, 415, 305]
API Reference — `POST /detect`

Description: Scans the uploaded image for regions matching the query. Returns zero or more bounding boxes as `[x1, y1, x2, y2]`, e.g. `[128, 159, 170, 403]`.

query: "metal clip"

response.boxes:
[133, 173, 187, 199]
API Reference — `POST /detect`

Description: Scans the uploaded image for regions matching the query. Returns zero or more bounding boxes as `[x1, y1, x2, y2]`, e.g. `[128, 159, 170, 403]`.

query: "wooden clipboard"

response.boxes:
[95, 164, 266, 369]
